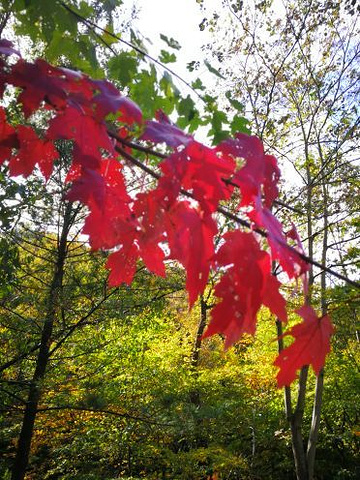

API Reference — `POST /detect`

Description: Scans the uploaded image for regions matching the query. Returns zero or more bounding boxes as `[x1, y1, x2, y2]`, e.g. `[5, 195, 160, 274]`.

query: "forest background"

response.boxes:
[0, 1, 359, 480]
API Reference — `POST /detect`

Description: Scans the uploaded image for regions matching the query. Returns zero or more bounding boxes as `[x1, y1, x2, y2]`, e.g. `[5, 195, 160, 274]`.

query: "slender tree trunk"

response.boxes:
[191, 296, 207, 370]
[291, 366, 309, 480]
[277, 320, 309, 480]
[189, 296, 207, 409]
[307, 369, 324, 478]
[11, 203, 73, 480]
[276, 319, 292, 420]
[306, 163, 329, 479]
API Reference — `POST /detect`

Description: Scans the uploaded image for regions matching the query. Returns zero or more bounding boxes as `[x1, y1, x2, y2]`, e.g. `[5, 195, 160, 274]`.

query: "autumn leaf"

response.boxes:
[165, 201, 217, 306]
[106, 242, 139, 286]
[91, 78, 142, 124]
[249, 199, 309, 280]
[0, 107, 17, 164]
[8, 125, 58, 179]
[0, 39, 21, 57]
[204, 231, 287, 348]
[274, 305, 335, 387]
[140, 119, 193, 148]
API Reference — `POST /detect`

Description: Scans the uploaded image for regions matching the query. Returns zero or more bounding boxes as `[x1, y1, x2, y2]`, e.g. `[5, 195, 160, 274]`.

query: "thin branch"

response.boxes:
[35, 405, 172, 426]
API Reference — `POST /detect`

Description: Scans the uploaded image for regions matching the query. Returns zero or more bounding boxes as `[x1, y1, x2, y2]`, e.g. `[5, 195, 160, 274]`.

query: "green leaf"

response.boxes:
[178, 95, 196, 121]
[107, 52, 138, 86]
[100, 24, 120, 46]
[209, 109, 230, 144]
[160, 33, 181, 50]
[159, 50, 177, 64]
[225, 91, 245, 112]
[160, 71, 180, 98]
[231, 115, 251, 135]
[204, 60, 225, 79]
[191, 78, 206, 91]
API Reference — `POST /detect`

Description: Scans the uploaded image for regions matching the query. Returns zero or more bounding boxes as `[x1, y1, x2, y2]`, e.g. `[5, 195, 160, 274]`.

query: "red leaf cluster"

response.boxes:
[0, 40, 334, 386]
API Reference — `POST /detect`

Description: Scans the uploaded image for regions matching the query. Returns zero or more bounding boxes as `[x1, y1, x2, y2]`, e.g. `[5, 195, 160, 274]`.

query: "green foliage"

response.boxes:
[160, 33, 182, 51]
[159, 50, 177, 64]
[204, 60, 225, 79]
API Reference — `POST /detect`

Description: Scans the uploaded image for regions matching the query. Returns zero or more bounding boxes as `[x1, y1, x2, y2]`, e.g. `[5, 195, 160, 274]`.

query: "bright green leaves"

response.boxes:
[13, 0, 78, 43]
[159, 50, 177, 64]
[176, 95, 203, 132]
[107, 51, 138, 87]
[191, 78, 206, 91]
[10, 0, 122, 77]
[231, 115, 251, 135]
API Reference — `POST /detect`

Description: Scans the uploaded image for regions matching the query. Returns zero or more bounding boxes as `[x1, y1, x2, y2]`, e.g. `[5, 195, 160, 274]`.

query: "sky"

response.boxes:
[132, 0, 219, 94]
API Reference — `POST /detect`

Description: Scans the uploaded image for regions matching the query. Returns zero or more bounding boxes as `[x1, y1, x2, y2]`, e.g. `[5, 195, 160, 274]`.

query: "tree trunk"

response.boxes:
[306, 159, 329, 479]
[190, 296, 208, 370]
[291, 366, 309, 480]
[189, 296, 207, 409]
[11, 203, 73, 480]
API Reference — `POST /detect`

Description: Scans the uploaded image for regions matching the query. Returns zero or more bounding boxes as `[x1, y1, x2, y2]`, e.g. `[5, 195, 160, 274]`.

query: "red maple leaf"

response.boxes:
[0, 39, 21, 57]
[217, 133, 265, 206]
[8, 125, 58, 179]
[165, 201, 217, 306]
[0, 107, 17, 164]
[133, 191, 166, 277]
[263, 154, 280, 207]
[91, 78, 143, 124]
[217, 133, 281, 208]
[66, 158, 130, 209]
[274, 305, 335, 387]
[106, 242, 139, 286]
[157, 141, 235, 214]
[9, 59, 68, 117]
[249, 198, 309, 280]
[140, 119, 193, 148]
[74, 159, 134, 251]
[203, 231, 287, 348]
[47, 106, 114, 169]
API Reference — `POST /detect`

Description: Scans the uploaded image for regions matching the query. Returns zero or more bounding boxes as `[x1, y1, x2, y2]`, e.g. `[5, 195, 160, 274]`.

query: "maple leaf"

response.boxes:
[263, 154, 280, 207]
[8, 125, 58, 179]
[133, 191, 166, 277]
[249, 198, 309, 280]
[106, 242, 139, 286]
[262, 273, 288, 322]
[183, 141, 235, 213]
[217, 133, 281, 208]
[274, 305, 335, 387]
[157, 141, 235, 214]
[155, 108, 171, 123]
[140, 119, 193, 148]
[258, 252, 288, 322]
[47, 106, 114, 169]
[0, 107, 17, 164]
[203, 230, 287, 348]
[82, 202, 135, 251]
[91, 78, 143, 124]
[66, 158, 130, 208]
[9, 59, 68, 117]
[165, 201, 217, 306]
[71, 158, 134, 251]
[0, 39, 21, 57]
[217, 133, 265, 206]
[286, 223, 309, 294]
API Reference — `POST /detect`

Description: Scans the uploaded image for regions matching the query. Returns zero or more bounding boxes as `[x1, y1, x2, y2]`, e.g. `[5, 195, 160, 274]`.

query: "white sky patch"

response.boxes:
[132, 0, 219, 94]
